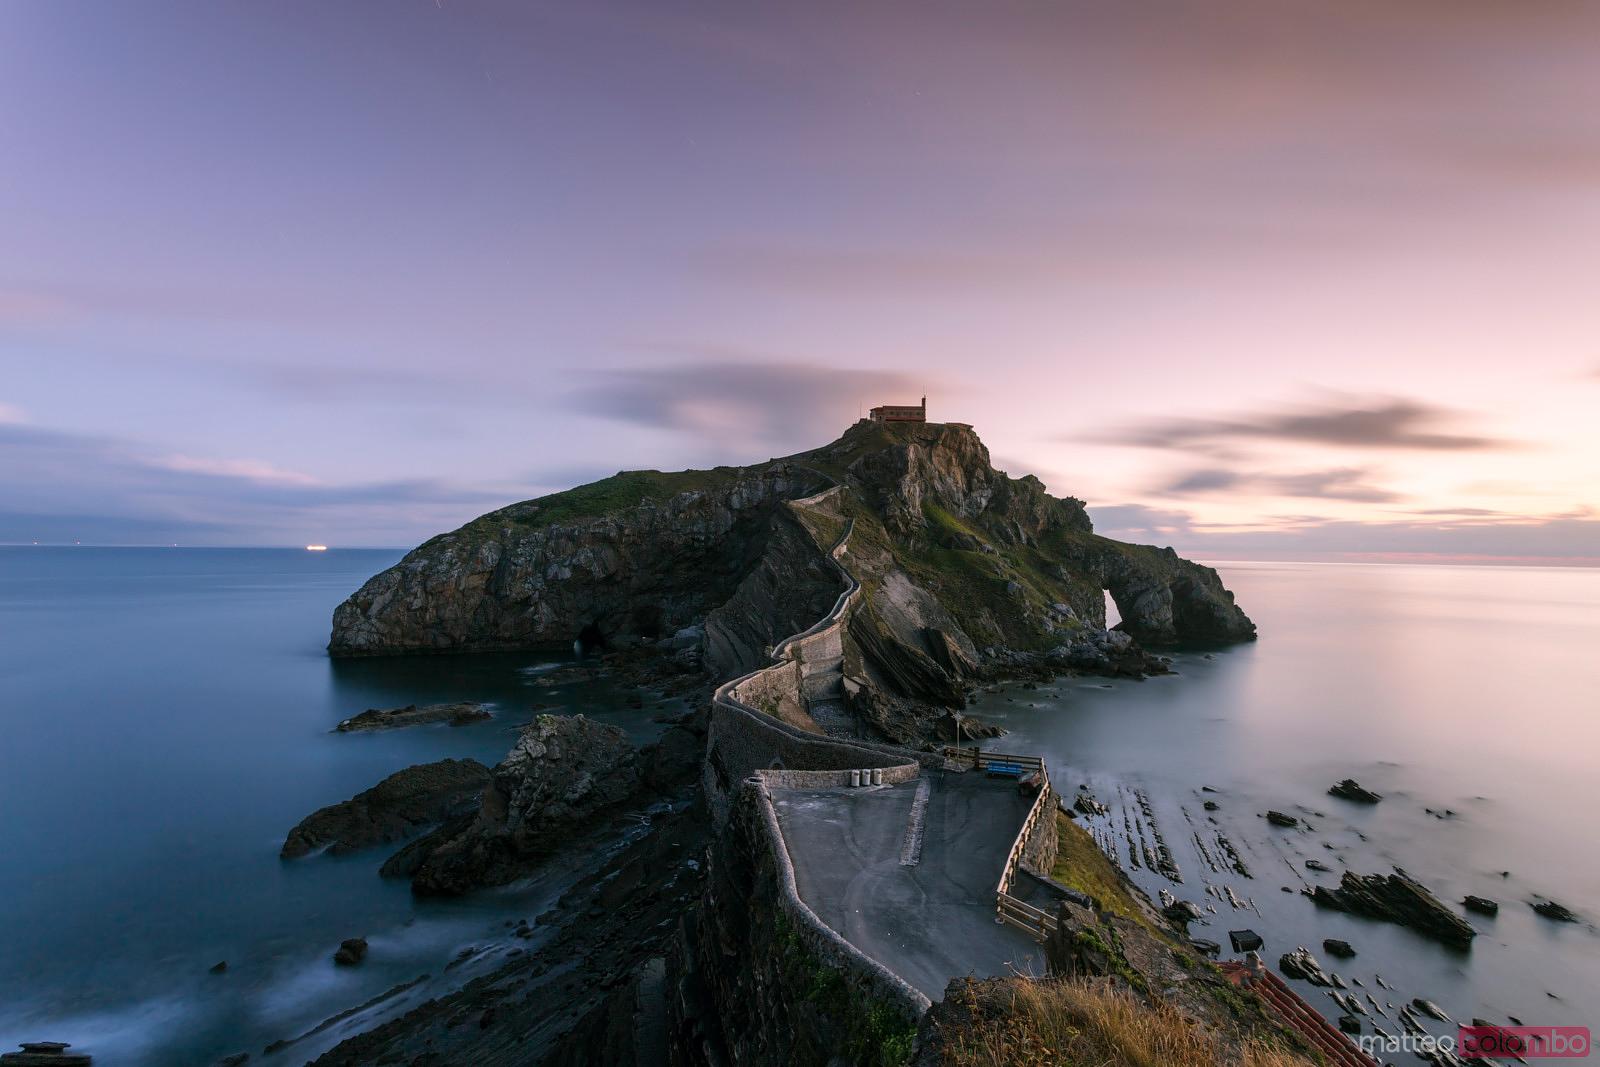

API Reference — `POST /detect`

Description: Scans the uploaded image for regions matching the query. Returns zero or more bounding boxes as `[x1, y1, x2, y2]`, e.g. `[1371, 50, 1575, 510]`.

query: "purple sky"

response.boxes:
[3, 2, 1597, 560]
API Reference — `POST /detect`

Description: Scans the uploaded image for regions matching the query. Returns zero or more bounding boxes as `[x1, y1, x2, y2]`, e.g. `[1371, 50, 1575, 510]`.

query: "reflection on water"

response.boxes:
[0, 548, 678, 1065]
[973, 561, 1600, 1038]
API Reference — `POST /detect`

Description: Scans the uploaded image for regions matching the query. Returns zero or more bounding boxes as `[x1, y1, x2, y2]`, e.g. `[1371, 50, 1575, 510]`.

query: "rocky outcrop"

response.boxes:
[334, 702, 491, 731]
[394, 715, 642, 895]
[1328, 779, 1382, 804]
[329, 420, 1254, 738]
[280, 758, 492, 859]
[1305, 869, 1477, 949]
[329, 464, 828, 656]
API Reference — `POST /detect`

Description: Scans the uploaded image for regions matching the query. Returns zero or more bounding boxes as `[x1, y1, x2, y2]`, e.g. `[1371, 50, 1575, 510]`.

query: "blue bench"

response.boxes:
[985, 761, 1025, 778]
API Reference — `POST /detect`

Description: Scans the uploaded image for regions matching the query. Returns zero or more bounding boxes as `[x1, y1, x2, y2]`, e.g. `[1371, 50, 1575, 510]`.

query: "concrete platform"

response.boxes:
[770, 770, 1046, 1000]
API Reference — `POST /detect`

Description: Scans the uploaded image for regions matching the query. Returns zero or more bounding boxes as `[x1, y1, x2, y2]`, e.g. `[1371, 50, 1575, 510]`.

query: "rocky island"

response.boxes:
[303, 418, 1273, 1067]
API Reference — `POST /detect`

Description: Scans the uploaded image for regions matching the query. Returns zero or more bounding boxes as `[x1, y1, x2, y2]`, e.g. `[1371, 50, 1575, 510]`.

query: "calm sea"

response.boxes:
[972, 560, 1600, 1047]
[0, 547, 672, 1066]
[2, 551, 1596, 1062]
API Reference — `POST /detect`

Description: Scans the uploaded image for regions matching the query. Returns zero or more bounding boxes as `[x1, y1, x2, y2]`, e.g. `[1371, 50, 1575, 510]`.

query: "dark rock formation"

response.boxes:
[333, 938, 368, 966]
[1328, 779, 1382, 804]
[1278, 947, 1334, 986]
[1305, 869, 1476, 948]
[1463, 895, 1499, 917]
[1266, 810, 1299, 828]
[399, 715, 642, 896]
[1531, 899, 1580, 922]
[329, 421, 1254, 740]
[0, 1044, 91, 1066]
[281, 759, 491, 859]
[334, 702, 491, 731]
[1322, 938, 1357, 959]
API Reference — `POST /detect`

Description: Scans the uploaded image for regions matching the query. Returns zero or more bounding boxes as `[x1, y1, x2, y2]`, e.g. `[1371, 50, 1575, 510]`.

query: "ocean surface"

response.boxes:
[0, 547, 676, 1066]
[2, 550, 1597, 1063]
[971, 561, 1600, 1051]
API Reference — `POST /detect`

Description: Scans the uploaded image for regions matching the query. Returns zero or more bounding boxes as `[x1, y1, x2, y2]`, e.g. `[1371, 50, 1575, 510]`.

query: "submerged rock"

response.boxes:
[1278, 946, 1335, 986]
[335, 702, 491, 732]
[281, 759, 492, 859]
[1265, 810, 1299, 828]
[1305, 868, 1476, 949]
[0, 1044, 91, 1066]
[1462, 895, 1499, 917]
[1322, 938, 1356, 959]
[333, 938, 368, 966]
[1328, 778, 1382, 804]
[1531, 899, 1580, 923]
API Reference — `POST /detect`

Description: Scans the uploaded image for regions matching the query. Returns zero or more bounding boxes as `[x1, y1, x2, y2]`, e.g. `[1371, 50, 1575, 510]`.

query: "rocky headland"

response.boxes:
[330, 420, 1253, 743]
[300, 419, 1260, 1066]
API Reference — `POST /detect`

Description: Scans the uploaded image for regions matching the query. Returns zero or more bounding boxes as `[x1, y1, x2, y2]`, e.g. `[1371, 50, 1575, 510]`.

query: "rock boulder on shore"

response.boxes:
[281, 758, 492, 859]
[402, 714, 642, 895]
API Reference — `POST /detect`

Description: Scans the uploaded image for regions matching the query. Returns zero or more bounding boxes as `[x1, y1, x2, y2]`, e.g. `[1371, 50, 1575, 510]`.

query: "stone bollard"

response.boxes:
[850, 769, 862, 787]
[871, 768, 883, 786]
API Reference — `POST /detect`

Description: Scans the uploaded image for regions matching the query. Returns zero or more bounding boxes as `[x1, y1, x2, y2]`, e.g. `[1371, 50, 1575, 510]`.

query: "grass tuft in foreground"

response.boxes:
[934, 977, 1314, 1067]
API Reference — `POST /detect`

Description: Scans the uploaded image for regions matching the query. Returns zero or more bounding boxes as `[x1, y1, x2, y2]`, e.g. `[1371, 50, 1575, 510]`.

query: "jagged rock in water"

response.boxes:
[1411, 997, 1452, 1022]
[0, 1044, 92, 1066]
[1322, 938, 1357, 959]
[1266, 810, 1299, 828]
[1328, 778, 1382, 804]
[1305, 859, 1332, 872]
[1305, 868, 1477, 948]
[1531, 898, 1580, 922]
[281, 758, 492, 858]
[333, 937, 368, 966]
[335, 702, 491, 731]
[403, 715, 642, 896]
[1462, 895, 1499, 916]
[1278, 946, 1335, 986]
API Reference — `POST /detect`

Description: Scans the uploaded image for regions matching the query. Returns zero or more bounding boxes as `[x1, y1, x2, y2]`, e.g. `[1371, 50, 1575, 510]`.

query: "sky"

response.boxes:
[3, 1, 1598, 561]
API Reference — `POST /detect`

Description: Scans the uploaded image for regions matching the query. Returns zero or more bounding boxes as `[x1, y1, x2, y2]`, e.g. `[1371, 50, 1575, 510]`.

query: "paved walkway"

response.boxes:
[770, 770, 1047, 1000]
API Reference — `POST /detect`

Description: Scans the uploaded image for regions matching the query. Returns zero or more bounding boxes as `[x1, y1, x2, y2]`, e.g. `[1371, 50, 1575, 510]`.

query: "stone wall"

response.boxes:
[1019, 788, 1060, 878]
[667, 779, 929, 1067]
[702, 698, 924, 825]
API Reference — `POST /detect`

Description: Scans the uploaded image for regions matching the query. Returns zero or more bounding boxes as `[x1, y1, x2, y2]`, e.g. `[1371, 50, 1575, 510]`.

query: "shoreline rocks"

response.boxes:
[1304, 868, 1476, 949]
[281, 759, 492, 859]
[335, 702, 491, 732]
[1462, 895, 1499, 917]
[1531, 899, 1580, 923]
[333, 938, 368, 966]
[1328, 779, 1382, 804]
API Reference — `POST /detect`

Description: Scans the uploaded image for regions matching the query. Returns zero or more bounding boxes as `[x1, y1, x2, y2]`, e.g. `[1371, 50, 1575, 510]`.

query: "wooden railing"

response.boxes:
[943, 746, 1059, 942]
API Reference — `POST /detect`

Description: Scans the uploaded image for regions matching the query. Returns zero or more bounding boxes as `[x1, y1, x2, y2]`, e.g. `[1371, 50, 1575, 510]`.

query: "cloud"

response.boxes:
[1160, 465, 1402, 503]
[0, 423, 520, 546]
[0, 401, 27, 425]
[153, 454, 323, 487]
[570, 357, 932, 449]
[1087, 499, 1600, 565]
[1098, 396, 1512, 452]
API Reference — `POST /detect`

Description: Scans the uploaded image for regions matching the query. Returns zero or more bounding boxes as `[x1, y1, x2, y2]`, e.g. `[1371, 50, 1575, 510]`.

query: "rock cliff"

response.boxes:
[330, 421, 1253, 734]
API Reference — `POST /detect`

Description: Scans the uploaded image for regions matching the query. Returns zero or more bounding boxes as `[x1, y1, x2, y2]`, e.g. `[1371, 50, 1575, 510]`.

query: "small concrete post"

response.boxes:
[850, 768, 862, 787]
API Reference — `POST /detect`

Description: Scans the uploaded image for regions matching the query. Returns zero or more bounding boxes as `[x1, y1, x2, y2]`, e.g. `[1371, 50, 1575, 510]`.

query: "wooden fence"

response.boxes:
[944, 746, 1060, 942]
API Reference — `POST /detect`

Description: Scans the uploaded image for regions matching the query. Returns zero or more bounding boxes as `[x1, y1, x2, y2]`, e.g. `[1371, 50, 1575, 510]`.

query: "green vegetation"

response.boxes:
[508, 467, 746, 527]
[1051, 813, 1155, 929]
[773, 912, 917, 1067]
